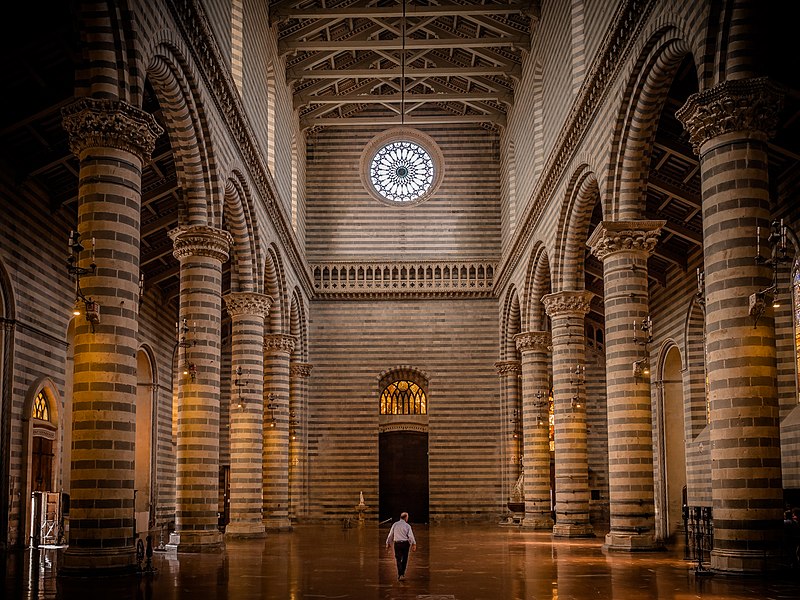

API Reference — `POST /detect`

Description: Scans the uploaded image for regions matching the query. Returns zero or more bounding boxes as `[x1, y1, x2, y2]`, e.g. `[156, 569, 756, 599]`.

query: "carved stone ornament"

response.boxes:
[170, 225, 233, 263]
[541, 290, 594, 317]
[587, 220, 666, 261]
[494, 360, 521, 376]
[223, 292, 272, 318]
[290, 362, 313, 378]
[676, 77, 784, 155]
[264, 333, 296, 355]
[61, 97, 164, 161]
[515, 331, 551, 353]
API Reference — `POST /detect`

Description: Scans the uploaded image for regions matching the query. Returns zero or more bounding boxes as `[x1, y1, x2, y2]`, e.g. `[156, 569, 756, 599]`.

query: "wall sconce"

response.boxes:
[266, 393, 278, 428]
[510, 409, 521, 439]
[632, 316, 653, 379]
[66, 230, 99, 331]
[533, 389, 551, 427]
[234, 366, 247, 410]
[632, 357, 650, 378]
[177, 319, 196, 382]
[695, 268, 705, 305]
[570, 365, 585, 411]
[290, 411, 299, 441]
[751, 219, 796, 326]
[138, 272, 145, 305]
[633, 315, 653, 347]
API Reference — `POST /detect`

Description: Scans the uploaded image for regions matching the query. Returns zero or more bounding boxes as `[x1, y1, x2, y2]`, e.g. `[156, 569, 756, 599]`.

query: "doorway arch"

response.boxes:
[656, 343, 686, 539]
[378, 369, 429, 524]
[135, 346, 157, 536]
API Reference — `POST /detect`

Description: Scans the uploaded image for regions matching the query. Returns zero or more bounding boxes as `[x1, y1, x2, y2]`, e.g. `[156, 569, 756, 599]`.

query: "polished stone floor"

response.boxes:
[2, 524, 799, 600]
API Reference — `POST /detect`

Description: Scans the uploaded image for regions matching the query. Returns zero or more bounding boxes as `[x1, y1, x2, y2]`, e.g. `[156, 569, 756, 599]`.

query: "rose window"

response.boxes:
[369, 140, 434, 203]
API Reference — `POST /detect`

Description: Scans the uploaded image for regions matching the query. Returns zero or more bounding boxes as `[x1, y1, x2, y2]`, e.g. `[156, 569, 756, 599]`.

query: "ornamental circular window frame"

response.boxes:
[360, 128, 445, 207]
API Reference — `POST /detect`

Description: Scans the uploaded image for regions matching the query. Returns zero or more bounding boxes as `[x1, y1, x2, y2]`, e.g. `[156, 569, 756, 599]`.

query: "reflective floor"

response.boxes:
[2, 524, 799, 600]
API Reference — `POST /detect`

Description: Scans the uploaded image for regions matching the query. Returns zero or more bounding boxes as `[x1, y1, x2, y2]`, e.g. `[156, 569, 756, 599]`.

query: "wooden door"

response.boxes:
[379, 431, 429, 523]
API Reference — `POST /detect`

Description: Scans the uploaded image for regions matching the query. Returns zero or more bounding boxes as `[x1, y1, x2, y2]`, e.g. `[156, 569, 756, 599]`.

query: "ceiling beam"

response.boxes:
[296, 90, 511, 109]
[287, 65, 519, 81]
[301, 113, 505, 129]
[274, 2, 533, 20]
[280, 35, 528, 54]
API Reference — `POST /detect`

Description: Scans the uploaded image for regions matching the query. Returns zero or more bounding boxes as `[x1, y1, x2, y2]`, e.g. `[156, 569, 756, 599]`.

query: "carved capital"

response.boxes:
[541, 290, 594, 318]
[495, 360, 521, 376]
[170, 225, 233, 263]
[515, 331, 551, 353]
[676, 77, 784, 154]
[587, 220, 666, 261]
[263, 333, 296, 355]
[290, 362, 313, 378]
[223, 292, 272, 318]
[61, 98, 163, 161]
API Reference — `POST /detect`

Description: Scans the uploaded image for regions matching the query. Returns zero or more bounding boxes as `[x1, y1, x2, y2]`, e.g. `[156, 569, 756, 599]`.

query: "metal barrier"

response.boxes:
[683, 505, 713, 573]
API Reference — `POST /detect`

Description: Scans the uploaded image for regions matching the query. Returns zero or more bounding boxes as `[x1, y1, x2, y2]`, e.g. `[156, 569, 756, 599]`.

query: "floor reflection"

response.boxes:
[2, 524, 799, 600]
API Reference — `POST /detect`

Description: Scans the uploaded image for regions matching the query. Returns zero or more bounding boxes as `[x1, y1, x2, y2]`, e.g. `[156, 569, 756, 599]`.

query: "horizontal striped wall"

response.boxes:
[307, 297, 501, 521]
[305, 124, 501, 260]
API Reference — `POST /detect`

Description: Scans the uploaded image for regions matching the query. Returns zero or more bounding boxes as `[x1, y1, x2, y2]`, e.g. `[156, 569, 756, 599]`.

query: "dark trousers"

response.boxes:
[393, 540, 411, 577]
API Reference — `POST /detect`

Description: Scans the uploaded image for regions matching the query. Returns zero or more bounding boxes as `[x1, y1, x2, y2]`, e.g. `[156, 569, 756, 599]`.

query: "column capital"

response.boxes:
[290, 362, 313, 378]
[542, 290, 593, 318]
[170, 225, 233, 263]
[514, 331, 551, 353]
[494, 360, 521, 376]
[676, 77, 784, 155]
[224, 292, 273, 318]
[61, 97, 163, 161]
[587, 220, 666, 261]
[264, 333, 296, 355]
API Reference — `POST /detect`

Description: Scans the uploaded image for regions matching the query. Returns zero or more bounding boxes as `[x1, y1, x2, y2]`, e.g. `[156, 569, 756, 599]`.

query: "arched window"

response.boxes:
[380, 380, 427, 415]
[32, 391, 50, 421]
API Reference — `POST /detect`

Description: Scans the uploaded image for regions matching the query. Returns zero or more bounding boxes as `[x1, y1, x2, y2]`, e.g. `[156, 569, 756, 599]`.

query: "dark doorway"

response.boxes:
[31, 437, 53, 493]
[379, 430, 429, 523]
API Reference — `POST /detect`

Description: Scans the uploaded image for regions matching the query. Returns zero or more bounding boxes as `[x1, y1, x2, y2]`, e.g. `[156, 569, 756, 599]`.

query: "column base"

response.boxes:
[264, 517, 293, 532]
[521, 513, 554, 530]
[710, 548, 782, 573]
[603, 531, 662, 552]
[59, 546, 137, 576]
[165, 530, 224, 554]
[224, 522, 266, 539]
[553, 522, 594, 538]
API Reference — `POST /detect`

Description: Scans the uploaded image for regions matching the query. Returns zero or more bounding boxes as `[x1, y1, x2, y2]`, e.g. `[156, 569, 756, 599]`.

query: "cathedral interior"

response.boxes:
[1, 1, 800, 598]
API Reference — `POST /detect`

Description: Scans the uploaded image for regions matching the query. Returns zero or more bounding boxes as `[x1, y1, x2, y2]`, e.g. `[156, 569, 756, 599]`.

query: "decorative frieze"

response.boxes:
[587, 220, 666, 261]
[170, 225, 233, 263]
[514, 331, 551, 354]
[264, 334, 296, 355]
[676, 77, 784, 154]
[62, 97, 163, 161]
[542, 290, 594, 318]
[495, 360, 521, 376]
[224, 292, 272, 318]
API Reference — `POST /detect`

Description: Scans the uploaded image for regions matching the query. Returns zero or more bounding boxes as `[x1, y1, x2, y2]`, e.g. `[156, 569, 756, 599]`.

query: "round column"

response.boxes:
[60, 98, 162, 574]
[224, 292, 272, 538]
[588, 220, 665, 551]
[263, 334, 295, 532]
[542, 290, 594, 537]
[515, 331, 554, 530]
[495, 360, 522, 507]
[289, 362, 312, 521]
[167, 225, 232, 553]
[677, 78, 784, 572]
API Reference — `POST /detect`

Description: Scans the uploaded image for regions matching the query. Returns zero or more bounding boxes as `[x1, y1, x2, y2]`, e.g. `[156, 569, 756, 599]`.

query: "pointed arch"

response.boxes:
[146, 34, 223, 227]
[553, 166, 599, 291]
[264, 244, 288, 334]
[522, 243, 552, 332]
[224, 171, 261, 293]
[683, 297, 708, 439]
[289, 288, 308, 363]
[500, 287, 522, 361]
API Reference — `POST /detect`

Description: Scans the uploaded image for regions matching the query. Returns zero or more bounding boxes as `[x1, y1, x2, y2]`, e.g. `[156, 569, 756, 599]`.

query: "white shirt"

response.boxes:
[386, 519, 416, 545]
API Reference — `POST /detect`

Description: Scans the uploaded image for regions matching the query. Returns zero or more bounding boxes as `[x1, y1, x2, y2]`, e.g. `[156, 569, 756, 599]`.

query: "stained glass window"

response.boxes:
[33, 391, 50, 421]
[369, 140, 434, 203]
[380, 380, 427, 415]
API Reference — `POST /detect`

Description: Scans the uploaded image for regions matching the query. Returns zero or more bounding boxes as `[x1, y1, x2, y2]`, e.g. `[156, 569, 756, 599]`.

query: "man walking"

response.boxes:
[386, 511, 417, 581]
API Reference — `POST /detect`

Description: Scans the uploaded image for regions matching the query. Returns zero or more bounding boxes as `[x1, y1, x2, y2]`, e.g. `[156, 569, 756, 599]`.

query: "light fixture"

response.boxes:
[266, 393, 278, 428]
[751, 218, 796, 326]
[632, 357, 650, 378]
[570, 365, 585, 412]
[66, 230, 99, 331]
[138, 272, 145, 305]
[177, 318, 196, 382]
[510, 409, 521, 439]
[695, 268, 705, 305]
[632, 316, 653, 379]
[234, 366, 247, 410]
[290, 411, 299, 441]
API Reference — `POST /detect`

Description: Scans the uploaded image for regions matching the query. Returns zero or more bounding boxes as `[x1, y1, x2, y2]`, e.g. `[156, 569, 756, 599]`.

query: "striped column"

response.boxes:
[167, 225, 232, 553]
[495, 360, 522, 506]
[60, 98, 161, 574]
[677, 78, 784, 573]
[289, 362, 312, 521]
[263, 334, 295, 531]
[542, 290, 594, 537]
[515, 331, 554, 530]
[588, 221, 665, 551]
[223, 292, 272, 538]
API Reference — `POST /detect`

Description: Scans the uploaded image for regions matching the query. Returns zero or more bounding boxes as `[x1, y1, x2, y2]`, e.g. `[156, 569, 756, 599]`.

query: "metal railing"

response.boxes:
[683, 505, 713, 572]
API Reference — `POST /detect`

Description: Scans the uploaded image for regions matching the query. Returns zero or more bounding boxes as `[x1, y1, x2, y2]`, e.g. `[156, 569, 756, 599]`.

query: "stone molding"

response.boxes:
[541, 290, 594, 317]
[223, 292, 272, 318]
[494, 0, 656, 292]
[495, 360, 521, 376]
[587, 220, 666, 261]
[514, 331, 551, 353]
[62, 97, 164, 161]
[676, 77, 785, 154]
[290, 362, 313, 378]
[263, 334, 296, 355]
[170, 225, 233, 263]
